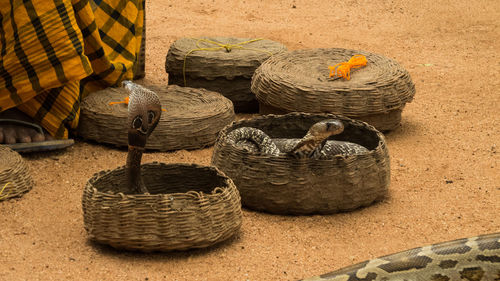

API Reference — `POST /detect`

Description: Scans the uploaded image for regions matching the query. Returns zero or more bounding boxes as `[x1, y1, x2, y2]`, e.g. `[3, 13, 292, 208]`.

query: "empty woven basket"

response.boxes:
[252, 48, 415, 131]
[78, 84, 235, 151]
[82, 163, 242, 251]
[166, 37, 287, 112]
[0, 145, 34, 201]
[211, 113, 390, 215]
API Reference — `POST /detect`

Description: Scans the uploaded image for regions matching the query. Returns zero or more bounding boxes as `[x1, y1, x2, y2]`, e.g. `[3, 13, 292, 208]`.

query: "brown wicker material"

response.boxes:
[77, 84, 235, 151]
[165, 37, 287, 112]
[251, 48, 415, 131]
[0, 145, 34, 201]
[211, 113, 390, 215]
[82, 162, 242, 251]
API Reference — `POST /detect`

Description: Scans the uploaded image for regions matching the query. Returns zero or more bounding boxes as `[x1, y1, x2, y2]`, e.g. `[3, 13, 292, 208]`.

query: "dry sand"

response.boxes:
[1, 0, 499, 280]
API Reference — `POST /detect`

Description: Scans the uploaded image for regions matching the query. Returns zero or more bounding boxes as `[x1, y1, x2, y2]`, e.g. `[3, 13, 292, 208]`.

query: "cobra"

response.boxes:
[226, 119, 368, 159]
[123, 80, 162, 193]
[300, 232, 500, 281]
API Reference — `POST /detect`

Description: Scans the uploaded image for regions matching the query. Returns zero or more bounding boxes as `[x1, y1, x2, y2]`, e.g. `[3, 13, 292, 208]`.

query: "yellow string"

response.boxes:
[328, 54, 368, 80]
[0, 182, 11, 200]
[109, 96, 166, 111]
[182, 38, 274, 86]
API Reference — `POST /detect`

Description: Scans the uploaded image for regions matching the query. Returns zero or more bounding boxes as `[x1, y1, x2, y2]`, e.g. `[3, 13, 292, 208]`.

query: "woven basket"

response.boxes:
[211, 113, 390, 215]
[77, 84, 235, 151]
[251, 48, 415, 131]
[0, 145, 34, 201]
[82, 162, 242, 251]
[165, 37, 287, 112]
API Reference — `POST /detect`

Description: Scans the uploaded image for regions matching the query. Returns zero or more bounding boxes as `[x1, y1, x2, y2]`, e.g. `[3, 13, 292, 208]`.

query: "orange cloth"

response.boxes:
[0, 0, 144, 138]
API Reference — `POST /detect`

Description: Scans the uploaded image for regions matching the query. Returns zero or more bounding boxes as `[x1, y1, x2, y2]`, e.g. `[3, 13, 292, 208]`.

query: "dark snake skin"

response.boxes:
[300, 233, 500, 281]
[226, 126, 368, 159]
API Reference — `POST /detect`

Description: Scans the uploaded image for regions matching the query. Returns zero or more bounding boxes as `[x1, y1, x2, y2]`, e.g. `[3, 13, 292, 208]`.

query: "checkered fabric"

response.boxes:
[0, 0, 144, 139]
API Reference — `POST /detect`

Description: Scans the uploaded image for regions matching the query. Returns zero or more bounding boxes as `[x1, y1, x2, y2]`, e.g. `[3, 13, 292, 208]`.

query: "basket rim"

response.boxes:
[256, 47, 413, 90]
[217, 112, 386, 161]
[166, 36, 287, 80]
[168, 36, 286, 60]
[81, 85, 233, 118]
[86, 162, 236, 199]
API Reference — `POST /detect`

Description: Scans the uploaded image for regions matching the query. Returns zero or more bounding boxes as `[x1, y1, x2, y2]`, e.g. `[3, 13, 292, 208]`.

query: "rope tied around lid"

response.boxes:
[182, 38, 275, 86]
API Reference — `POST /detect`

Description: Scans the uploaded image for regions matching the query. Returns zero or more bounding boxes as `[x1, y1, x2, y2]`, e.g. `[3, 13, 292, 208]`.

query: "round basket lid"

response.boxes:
[0, 145, 33, 200]
[77, 84, 235, 151]
[252, 48, 415, 116]
[166, 37, 287, 79]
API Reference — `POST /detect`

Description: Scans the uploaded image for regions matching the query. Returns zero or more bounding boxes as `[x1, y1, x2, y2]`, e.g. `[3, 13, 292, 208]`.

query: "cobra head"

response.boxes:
[123, 80, 162, 148]
[307, 119, 344, 141]
[290, 119, 345, 157]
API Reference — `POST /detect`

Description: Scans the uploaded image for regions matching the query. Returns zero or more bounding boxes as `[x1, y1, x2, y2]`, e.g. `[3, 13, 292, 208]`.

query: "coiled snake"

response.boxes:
[226, 119, 368, 159]
[301, 232, 500, 281]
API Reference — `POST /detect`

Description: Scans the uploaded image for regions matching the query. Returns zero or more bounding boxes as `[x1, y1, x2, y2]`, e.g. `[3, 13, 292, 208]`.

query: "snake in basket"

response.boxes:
[300, 232, 500, 281]
[226, 119, 368, 159]
[122, 80, 162, 194]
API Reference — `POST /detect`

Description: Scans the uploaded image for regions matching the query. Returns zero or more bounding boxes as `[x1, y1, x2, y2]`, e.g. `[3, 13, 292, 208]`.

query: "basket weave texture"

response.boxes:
[211, 113, 390, 215]
[251, 48, 415, 131]
[165, 37, 287, 112]
[82, 163, 242, 251]
[78, 84, 235, 151]
[0, 145, 34, 201]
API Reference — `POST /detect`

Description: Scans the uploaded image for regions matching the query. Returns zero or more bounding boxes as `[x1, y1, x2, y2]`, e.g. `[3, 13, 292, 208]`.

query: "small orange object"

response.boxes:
[108, 96, 130, 105]
[329, 54, 367, 80]
[109, 96, 166, 111]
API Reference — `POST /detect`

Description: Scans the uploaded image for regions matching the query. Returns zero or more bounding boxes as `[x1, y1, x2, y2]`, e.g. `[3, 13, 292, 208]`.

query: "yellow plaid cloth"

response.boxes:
[0, 0, 144, 139]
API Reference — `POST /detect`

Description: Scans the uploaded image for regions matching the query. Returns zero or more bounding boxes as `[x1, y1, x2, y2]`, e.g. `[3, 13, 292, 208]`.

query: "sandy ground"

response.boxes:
[1, 0, 499, 280]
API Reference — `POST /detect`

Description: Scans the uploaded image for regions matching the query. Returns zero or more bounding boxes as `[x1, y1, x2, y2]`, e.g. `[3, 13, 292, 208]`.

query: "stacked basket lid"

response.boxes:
[82, 163, 242, 251]
[211, 113, 390, 215]
[166, 37, 287, 113]
[0, 145, 34, 201]
[252, 48, 416, 131]
[77, 84, 235, 151]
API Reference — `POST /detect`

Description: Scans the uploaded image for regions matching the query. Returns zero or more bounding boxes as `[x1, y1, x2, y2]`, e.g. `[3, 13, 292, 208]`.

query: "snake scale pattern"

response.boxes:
[226, 119, 369, 159]
[301, 232, 500, 281]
